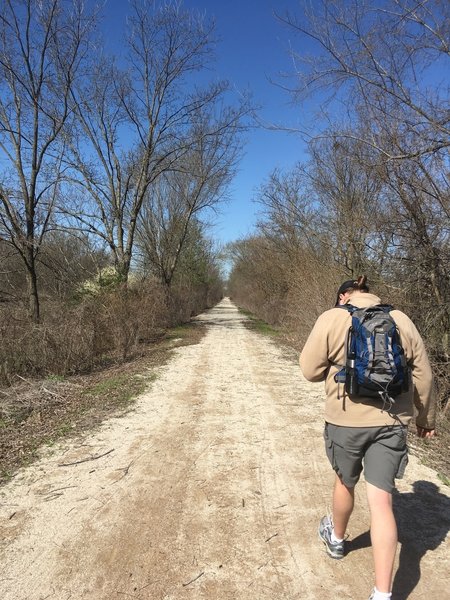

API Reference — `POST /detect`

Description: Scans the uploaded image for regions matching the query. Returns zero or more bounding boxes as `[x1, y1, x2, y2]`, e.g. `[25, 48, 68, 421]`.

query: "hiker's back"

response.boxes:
[300, 290, 423, 428]
[336, 303, 410, 405]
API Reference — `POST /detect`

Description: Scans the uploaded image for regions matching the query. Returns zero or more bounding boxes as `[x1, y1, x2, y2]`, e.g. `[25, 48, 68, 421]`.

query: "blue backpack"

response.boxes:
[335, 304, 409, 405]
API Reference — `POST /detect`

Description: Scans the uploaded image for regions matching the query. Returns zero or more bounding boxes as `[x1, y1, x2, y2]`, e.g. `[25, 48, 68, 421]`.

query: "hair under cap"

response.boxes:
[335, 276, 369, 306]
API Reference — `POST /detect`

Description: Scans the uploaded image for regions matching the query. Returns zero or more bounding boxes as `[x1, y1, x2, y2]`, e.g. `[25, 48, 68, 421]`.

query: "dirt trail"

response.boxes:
[1, 298, 449, 600]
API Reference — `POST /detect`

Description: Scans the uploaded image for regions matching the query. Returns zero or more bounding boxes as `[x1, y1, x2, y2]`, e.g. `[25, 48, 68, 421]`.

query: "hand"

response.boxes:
[416, 426, 436, 439]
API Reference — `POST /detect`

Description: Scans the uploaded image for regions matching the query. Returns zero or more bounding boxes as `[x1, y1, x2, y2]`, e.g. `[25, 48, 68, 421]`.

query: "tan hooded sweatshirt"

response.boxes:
[299, 292, 436, 428]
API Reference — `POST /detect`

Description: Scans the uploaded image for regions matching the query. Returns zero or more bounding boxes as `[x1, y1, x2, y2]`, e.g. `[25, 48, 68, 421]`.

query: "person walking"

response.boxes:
[299, 276, 436, 600]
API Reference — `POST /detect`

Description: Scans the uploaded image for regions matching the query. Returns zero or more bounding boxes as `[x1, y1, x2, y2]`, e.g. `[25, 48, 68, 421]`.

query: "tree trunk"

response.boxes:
[25, 254, 40, 323]
[115, 253, 131, 284]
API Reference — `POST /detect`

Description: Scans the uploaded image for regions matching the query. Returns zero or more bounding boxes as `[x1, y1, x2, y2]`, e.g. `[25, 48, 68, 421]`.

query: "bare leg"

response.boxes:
[366, 482, 397, 594]
[332, 474, 355, 539]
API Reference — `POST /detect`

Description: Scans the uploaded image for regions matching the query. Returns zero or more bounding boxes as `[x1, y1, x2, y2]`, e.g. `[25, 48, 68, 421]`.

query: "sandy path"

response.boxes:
[0, 298, 449, 600]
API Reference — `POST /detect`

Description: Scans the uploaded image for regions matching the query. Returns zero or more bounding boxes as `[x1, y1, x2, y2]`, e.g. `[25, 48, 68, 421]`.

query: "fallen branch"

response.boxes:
[58, 448, 114, 467]
[112, 460, 134, 483]
[43, 493, 64, 502]
[41, 386, 61, 397]
[38, 485, 77, 496]
[182, 571, 205, 587]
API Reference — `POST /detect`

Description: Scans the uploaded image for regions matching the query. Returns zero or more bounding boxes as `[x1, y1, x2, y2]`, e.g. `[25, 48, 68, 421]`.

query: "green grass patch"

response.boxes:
[165, 324, 192, 338]
[46, 374, 65, 382]
[55, 423, 75, 437]
[164, 321, 204, 345]
[238, 308, 280, 336]
[83, 373, 150, 407]
[437, 472, 450, 487]
[38, 423, 76, 448]
[0, 469, 13, 482]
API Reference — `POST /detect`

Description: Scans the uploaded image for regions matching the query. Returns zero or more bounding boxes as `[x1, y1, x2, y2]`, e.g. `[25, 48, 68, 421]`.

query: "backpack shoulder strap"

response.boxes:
[339, 303, 395, 314]
[337, 303, 357, 314]
[377, 304, 394, 312]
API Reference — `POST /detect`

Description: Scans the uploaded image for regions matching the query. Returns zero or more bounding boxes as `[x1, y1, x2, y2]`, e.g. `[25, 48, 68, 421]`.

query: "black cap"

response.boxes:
[335, 279, 357, 306]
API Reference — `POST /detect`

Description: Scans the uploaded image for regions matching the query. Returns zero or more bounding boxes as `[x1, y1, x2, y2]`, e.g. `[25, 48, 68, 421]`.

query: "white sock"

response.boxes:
[331, 529, 344, 543]
[371, 587, 392, 599]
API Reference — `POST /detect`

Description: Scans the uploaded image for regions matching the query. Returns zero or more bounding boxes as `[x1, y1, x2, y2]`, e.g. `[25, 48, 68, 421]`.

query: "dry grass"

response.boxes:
[0, 281, 170, 385]
[407, 412, 450, 486]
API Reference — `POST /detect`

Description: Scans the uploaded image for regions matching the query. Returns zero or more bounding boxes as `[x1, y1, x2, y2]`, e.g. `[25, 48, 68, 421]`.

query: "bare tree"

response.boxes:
[256, 167, 317, 260]
[377, 155, 450, 339]
[64, 0, 246, 282]
[280, 0, 450, 161]
[0, 0, 95, 321]
[136, 106, 242, 287]
[256, 134, 381, 275]
[37, 231, 109, 299]
[305, 135, 382, 275]
[168, 218, 224, 307]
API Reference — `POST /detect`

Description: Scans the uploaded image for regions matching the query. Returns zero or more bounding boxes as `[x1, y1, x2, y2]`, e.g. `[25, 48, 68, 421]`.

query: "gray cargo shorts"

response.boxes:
[323, 422, 408, 493]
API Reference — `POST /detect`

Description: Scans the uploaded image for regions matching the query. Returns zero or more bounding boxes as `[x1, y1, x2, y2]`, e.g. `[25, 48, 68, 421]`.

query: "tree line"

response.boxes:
[0, 0, 247, 382]
[228, 0, 449, 410]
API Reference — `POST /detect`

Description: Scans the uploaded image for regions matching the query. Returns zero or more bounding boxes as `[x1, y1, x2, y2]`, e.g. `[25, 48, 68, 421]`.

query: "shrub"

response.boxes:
[0, 278, 169, 385]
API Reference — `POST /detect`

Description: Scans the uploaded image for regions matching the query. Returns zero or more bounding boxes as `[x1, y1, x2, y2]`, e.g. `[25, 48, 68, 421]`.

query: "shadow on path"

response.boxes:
[392, 480, 450, 599]
[346, 481, 450, 599]
[346, 529, 371, 554]
[193, 303, 248, 329]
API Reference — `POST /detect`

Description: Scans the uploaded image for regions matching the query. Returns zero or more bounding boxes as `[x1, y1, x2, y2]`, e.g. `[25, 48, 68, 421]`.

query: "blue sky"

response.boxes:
[184, 0, 310, 245]
[101, 0, 311, 246]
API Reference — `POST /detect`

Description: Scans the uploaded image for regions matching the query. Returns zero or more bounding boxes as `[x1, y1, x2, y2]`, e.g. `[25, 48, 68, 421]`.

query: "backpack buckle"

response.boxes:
[334, 368, 346, 384]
